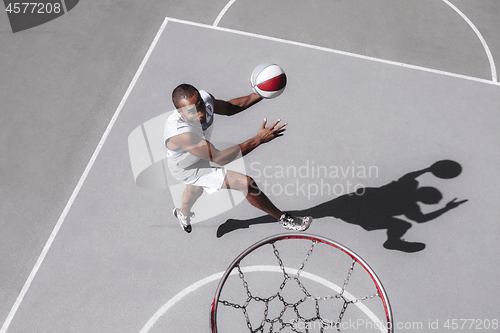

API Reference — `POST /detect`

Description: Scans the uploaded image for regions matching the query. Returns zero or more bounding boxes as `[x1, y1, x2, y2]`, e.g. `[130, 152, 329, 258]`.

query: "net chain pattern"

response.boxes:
[218, 240, 380, 332]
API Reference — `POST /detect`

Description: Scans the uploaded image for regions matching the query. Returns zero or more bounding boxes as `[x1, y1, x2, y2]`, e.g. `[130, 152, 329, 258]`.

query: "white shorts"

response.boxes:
[184, 166, 226, 194]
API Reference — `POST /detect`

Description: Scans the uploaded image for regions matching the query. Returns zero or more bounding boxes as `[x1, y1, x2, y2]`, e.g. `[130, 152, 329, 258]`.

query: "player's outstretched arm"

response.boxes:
[212, 93, 262, 116]
[405, 198, 467, 223]
[168, 118, 286, 165]
[398, 167, 431, 182]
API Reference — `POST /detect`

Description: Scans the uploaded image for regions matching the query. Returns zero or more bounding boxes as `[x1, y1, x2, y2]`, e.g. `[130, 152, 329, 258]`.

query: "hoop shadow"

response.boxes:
[217, 160, 467, 253]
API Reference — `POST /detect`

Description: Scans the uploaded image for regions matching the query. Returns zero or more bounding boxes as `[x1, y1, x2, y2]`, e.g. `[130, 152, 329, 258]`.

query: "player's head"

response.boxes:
[172, 84, 207, 124]
[416, 186, 443, 204]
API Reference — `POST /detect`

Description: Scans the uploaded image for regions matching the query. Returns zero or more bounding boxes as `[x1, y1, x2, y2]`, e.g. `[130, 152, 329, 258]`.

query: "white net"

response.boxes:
[212, 235, 392, 333]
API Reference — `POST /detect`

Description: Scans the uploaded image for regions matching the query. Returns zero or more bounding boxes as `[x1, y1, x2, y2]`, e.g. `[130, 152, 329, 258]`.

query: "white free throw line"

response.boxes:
[167, 17, 500, 86]
[213, 0, 237, 27]
[214, 1, 497, 83]
[212, 0, 498, 82]
[442, 0, 497, 82]
[0, 17, 171, 333]
[60, 0, 68, 13]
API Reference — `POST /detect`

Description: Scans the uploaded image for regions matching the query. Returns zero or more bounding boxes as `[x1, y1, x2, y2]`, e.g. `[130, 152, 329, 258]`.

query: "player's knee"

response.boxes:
[225, 172, 259, 194]
[399, 220, 412, 230]
[187, 185, 203, 197]
[195, 186, 204, 196]
[246, 176, 261, 194]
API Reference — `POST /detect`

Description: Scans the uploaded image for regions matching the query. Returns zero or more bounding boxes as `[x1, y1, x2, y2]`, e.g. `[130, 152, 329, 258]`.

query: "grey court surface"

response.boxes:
[2, 1, 500, 333]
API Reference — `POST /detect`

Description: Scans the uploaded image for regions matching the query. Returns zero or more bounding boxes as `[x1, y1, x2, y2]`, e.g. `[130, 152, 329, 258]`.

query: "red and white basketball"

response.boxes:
[250, 63, 287, 99]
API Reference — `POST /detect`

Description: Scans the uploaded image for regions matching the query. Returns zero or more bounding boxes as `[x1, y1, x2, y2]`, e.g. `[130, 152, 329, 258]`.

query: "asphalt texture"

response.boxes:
[1, 1, 499, 332]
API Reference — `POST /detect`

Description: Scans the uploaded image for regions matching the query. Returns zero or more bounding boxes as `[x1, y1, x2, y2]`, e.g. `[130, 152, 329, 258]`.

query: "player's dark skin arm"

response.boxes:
[211, 93, 263, 116]
[166, 118, 286, 166]
[405, 199, 468, 223]
[398, 167, 431, 182]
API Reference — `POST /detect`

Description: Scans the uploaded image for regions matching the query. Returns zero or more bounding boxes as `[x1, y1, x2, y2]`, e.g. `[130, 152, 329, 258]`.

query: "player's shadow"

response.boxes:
[217, 160, 467, 253]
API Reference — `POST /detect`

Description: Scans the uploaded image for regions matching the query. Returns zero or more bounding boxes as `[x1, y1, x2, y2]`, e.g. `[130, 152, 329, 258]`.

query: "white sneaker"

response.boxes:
[173, 208, 194, 233]
[279, 213, 313, 231]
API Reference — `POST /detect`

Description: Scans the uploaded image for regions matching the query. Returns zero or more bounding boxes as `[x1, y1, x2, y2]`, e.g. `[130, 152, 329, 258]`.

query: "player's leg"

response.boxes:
[181, 184, 203, 216]
[222, 170, 312, 230]
[383, 218, 425, 252]
[222, 170, 281, 219]
[174, 184, 203, 233]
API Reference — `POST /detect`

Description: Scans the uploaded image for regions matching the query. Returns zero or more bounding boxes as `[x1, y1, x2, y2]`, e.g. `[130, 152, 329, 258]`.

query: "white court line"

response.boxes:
[214, 1, 497, 83]
[60, 0, 68, 13]
[0, 17, 171, 333]
[139, 265, 386, 333]
[442, 0, 497, 82]
[168, 17, 500, 87]
[213, 0, 237, 27]
[2, 12, 497, 333]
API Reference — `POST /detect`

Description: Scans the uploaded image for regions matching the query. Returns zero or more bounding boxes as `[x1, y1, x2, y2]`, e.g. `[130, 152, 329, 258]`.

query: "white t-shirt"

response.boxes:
[163, 90, 216, 183]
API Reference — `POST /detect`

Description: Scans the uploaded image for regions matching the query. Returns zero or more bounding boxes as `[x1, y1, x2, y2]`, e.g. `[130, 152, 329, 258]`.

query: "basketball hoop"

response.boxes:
[210, 233, 393, 332]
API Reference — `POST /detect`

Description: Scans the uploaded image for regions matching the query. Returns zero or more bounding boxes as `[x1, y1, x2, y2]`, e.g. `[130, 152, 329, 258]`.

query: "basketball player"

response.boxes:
[164, 84, 312, 233]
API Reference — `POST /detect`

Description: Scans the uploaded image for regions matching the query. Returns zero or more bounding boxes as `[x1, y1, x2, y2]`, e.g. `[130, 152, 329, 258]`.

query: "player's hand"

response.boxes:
[257, 118, 287, 144]
[445, 198, 468, 209]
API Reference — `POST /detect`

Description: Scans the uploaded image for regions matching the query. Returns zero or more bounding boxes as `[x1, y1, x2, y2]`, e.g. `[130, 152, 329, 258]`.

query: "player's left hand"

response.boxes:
[445, 198, 468, 209]
[257, 118, 287, 144]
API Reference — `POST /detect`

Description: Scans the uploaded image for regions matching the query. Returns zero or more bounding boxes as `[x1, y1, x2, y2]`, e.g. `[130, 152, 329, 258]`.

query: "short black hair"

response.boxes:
[172, 84, 199, 109]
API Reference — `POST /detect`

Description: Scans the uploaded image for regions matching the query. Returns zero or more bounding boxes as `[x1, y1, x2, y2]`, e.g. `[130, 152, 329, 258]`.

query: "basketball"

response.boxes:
[430, 160, 462, 179]
[250, 63, 287, 99]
